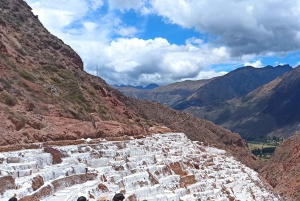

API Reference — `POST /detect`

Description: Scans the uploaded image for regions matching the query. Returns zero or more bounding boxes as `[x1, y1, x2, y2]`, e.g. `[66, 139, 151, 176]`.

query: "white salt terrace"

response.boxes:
[0, 133, 280, 201]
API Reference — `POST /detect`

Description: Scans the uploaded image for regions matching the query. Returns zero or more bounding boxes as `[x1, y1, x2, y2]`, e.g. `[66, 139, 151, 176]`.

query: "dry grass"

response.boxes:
[0, 91, 17, 106]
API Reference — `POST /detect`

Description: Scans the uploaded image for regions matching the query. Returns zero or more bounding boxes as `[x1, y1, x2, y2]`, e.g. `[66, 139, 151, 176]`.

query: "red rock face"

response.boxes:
[0, 176, 15, 194]
[44, 147, 62, 164]
[19, 196, 40, 201]
[31, 175, 44, 191]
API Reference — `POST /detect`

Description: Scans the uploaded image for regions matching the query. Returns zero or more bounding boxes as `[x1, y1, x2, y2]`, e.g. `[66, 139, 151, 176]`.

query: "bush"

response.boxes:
[19, 71, 35, 82]
[42, 65, 59, 72]
[50, 77, 61, 83]
[0, 91, 17, 106]
[8, 111, 26, 130]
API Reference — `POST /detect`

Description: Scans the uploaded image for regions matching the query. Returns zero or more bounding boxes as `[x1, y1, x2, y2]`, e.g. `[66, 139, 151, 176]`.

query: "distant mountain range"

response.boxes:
[116, 65, 294, 140]
[186, 65, 300, 140]
[114, 83, 159, 90]
[174, 65, 292, 110]
[114, 79, 213, 106]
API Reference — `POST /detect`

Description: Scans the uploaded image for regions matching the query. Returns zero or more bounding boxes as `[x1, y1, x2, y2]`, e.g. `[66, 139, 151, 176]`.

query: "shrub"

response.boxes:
[8, 111, 26, 130]
[0, 77, 12, 90]
[50, 77, 61, 83]
[0, 91, 17, 106]
[42, 65, 58, 72]
[19, 71, 35, 82]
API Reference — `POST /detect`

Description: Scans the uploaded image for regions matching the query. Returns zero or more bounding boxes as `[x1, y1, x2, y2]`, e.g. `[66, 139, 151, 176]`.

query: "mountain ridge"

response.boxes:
[174, 64, 292, 110]
[185, 66, 300, 140]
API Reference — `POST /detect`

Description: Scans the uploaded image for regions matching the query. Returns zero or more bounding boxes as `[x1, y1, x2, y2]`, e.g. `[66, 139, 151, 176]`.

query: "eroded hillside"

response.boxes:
[260, 132, 300, 200]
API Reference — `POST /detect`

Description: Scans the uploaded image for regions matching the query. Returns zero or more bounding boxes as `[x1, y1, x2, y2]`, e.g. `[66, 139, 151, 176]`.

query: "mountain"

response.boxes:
[144, 83, 159, 89]
[185, 66, 300, 140]
[260, 132, 300, 200]
[115, 66, 291, 110]
[0, 0, 257, 170]
[174, 65, 293, 110]
[114, 83, 159, 90]
[115, 79, 213, 106]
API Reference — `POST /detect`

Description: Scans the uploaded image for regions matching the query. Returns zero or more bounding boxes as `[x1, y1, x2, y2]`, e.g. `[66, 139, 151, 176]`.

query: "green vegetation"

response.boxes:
[57, 69, 75, 80]
[16, 48, 27, 56]
[68, 91, 86, 103]
[19, 70, 35, 82]
[50, 77, 61, 83]
[98, 105, 110, 120]
[0, 91, 17, 106]
[8, 110, 26, 130]
[0, 77, 12, 90]
[247, 137, 282, 161]
[42, 64, 59, 72]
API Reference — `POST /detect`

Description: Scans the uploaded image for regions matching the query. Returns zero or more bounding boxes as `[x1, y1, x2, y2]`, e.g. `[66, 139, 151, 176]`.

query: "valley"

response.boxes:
[1, 0, 300, 200]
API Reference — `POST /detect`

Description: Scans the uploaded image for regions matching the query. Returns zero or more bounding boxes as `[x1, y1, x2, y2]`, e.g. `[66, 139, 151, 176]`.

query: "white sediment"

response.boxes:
[0, 133, 280, 201]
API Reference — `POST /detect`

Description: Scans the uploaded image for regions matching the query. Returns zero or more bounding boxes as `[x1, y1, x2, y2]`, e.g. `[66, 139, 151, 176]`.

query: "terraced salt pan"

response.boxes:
[0, 133, 281, 201]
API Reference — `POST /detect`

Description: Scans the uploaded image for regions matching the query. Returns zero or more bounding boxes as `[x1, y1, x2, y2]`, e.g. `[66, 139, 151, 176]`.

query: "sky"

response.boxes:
[24, 0, 300, 86]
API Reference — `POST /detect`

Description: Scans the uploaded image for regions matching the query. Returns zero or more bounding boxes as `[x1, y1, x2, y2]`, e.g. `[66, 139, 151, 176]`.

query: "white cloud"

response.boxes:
[26, 0, 90, 35]
[193, 70, 228, 80]
[115, 26, 138, 37]
[90, 0, 104, 10]
[24, 0, 300, 86]
[109, 0, 145, 11]
[83, 22, 98, 32]
[244, 60, 263, 68]
[81, 37, 231, 85]
[133, 0, 300, 56]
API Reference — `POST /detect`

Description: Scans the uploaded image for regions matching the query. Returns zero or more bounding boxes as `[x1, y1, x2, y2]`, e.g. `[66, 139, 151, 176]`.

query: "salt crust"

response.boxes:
[0, 133, 280, 201]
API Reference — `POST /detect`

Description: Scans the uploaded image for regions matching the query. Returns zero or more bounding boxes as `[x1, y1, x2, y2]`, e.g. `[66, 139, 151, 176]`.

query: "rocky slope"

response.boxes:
[0, 133, 280, 201]
[186, 66, 300, 140]
[260, 132, 300, 200]
[0, 0, 258, 170]
[0, 0, 151, 145]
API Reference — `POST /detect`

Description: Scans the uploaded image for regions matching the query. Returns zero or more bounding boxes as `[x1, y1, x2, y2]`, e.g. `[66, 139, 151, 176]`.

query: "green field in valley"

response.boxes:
[247, 140, 281, 161]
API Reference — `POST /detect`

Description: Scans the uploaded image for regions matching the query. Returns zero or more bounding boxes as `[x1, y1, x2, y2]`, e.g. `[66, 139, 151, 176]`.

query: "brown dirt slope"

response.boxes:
[260, 132, 300, 200]
[0, 0, 258, 170]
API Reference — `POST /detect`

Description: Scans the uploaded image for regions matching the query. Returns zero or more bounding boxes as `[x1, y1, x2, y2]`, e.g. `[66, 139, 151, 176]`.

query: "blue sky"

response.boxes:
[24, 0, 300, 86]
